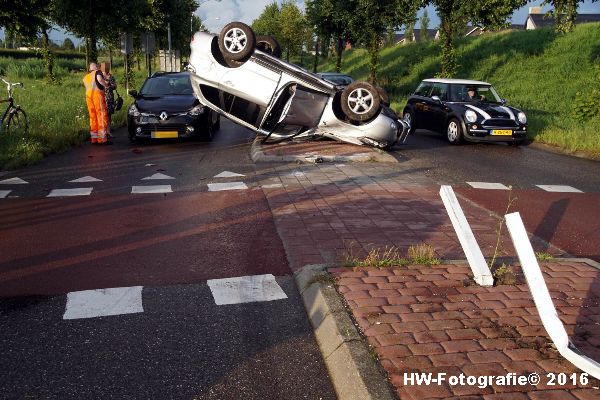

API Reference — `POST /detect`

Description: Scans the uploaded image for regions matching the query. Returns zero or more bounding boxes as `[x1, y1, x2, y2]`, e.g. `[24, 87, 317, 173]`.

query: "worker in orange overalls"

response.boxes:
[82, 63, 110, 144]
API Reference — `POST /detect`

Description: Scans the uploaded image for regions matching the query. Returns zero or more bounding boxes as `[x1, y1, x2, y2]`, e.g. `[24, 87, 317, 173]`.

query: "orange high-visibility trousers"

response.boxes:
[85, 91, 109, 143]
[83, 70, 109, 143]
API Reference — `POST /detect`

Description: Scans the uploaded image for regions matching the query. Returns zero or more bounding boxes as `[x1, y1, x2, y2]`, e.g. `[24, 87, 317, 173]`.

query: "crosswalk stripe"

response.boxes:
[0, 190, 11, 198]
[536, 185, 583, 193]
[47, 188, 94, 197]
[467, 182, 509, 190]
[63, 286, 144, 320]
[207, 182, 248, 191]
[131, 185, 173, 194]
[0, 177, 28, 185]
[69, 176, 102, 183]
[207, 274, 288, 305]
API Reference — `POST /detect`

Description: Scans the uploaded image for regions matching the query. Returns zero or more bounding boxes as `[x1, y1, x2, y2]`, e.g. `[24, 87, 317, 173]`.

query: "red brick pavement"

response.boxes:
[331, 262, 600, 399]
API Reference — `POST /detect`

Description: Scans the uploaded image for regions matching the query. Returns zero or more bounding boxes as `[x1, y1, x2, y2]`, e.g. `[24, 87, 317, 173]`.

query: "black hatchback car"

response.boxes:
[403, 79, 527, 145]
[127, 71, 219, 142]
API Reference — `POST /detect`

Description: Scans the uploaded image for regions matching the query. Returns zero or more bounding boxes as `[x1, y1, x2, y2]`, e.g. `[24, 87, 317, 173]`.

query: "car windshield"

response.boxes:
[140, 75, 193, 96]
[450, 84, 502, 103]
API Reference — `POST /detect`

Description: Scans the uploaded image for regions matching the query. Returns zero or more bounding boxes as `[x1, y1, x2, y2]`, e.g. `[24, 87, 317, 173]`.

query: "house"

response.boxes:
[394, 29, 439, 45]
[525, 6, 600, 29]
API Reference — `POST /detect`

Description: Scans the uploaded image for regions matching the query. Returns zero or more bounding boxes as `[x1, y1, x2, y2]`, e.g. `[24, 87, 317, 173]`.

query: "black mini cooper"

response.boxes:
[127, 71, 219, 142]
[403, 79, 527, 145]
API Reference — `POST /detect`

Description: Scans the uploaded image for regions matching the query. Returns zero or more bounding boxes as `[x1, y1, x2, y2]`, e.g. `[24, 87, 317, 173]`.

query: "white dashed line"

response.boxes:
[207, 182, 248, 191]
[467, 182, 510, 190]
[207, 274, 288, 305]
[0, 190, 11, 198]
[63, 286, 144, 320]
[131, 185, 173, 194]
[69, 176, 102, 183]
[0, 177, 28, 185]
[214, 171, 245, 178]
[142, 173, 175, 180]
[47, 188, 93, 197]
[536, 185, 583, 193]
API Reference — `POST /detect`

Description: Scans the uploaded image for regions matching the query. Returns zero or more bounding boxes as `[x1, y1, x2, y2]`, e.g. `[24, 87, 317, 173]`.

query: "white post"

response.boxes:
[440, 185, 493, 286]
[505, 212, 600, 379]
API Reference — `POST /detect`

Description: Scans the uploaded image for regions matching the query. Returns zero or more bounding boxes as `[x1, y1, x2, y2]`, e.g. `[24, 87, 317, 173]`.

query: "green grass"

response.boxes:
[319, 23, 600, 158]
[0, 56, 146, 169]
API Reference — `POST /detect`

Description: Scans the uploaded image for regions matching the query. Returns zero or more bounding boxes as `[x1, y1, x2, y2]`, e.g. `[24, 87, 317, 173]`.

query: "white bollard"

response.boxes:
[505, 212, 600, 380]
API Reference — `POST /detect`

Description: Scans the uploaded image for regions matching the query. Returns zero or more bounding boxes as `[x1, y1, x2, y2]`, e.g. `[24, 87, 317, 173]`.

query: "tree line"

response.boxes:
[252, 0, 596, 83]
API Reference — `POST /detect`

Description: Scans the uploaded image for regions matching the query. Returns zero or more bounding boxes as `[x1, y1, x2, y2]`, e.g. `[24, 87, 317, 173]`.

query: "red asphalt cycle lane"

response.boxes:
[0, 190, 290, 297]
[456, 188, 600, 262]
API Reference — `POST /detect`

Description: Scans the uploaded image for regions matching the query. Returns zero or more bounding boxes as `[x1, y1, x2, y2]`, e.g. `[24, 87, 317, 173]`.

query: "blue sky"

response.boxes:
[1, 1, 599, 46]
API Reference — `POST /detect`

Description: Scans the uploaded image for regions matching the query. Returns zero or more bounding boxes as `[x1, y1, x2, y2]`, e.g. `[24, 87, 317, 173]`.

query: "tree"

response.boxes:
[252, 2, 282, 42]
[404, 20, 415, 44]
[62, 37, 75, 50]
[432, 0, 526, 77]
[280, 0, 306, 61]
[544, 0, 599, 33]
[350, 0, 422, 83]
[419, 9, 430, 42]
[306, 0, 356, 72]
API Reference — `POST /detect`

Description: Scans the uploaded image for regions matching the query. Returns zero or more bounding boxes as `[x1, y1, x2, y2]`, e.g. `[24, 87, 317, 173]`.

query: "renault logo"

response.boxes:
[159, 111, 168, 121]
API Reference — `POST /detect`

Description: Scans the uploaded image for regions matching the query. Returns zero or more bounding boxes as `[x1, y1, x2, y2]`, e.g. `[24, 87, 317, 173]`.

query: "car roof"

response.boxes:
[150, 71, 190, 78]
[423, 78, 491, 85]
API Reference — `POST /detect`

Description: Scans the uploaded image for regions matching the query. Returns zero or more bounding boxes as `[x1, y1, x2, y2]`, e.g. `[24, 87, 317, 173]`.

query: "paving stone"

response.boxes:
[441, 340, 483, 353]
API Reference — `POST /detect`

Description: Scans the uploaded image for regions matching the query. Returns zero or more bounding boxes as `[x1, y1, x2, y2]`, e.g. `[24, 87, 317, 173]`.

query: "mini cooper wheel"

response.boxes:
[341, 81, 381, 123]
[256, 35, 282, 58]
[219, 22, 256, 62]
[446, 118, 463, 145]
[403, 110, 415, 134]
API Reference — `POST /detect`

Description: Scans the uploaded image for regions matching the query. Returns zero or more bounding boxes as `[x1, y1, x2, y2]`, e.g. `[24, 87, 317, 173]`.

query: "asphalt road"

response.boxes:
[0, 122, 336, 400]
[398, 129, 600, 261]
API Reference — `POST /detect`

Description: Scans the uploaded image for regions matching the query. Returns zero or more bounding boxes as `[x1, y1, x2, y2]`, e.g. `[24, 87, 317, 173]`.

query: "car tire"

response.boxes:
[403, 109, 415, 134]
[128, 131, 137, 143]
[341, 81, 381, 123]
[376, 86, 390, 106]
[204, 122, 214, 142]
[256, 35, 282, 58]
[214, 114, 221, 131]
[446, 118, 463, 145]
[219, 22, 256, 62]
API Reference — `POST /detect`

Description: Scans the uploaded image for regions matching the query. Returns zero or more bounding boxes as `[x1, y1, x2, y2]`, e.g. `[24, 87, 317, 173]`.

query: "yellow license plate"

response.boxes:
[152, 131, 178, 139]
[491, 129, 513, 136]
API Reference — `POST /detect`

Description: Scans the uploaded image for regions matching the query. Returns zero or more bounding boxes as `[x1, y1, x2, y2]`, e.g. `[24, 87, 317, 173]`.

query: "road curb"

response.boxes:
[251, 138, 398, 164]
[528, 141, 599, 161]
[293, 264, 397, 400]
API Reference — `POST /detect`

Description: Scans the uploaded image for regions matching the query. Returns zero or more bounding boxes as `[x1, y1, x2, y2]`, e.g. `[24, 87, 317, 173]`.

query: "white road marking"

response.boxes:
[142, 173, 175, 180]
[131, 185, 173, 194]
[0, 177, 28, 185]
[214, 171, 245, 178]
[207, 182, 248, 191]
[261, 183, 283, 189]
[0, 190, 11, 198]
[69, 176, 103, 183]
[47, 188, 93, 197]
[145, 163, 156, 167]
[63, 286, 144, 320]
[536, 185, 583, 193]
[207, 274, 288, 305]
[467, 182, 509, 190]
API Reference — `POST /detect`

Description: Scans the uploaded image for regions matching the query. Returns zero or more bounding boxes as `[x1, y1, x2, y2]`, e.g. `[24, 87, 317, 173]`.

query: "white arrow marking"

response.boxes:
[142, 173, 175, 180]
[467, 182, 509, 190]
[0, 190, 11, 198]
[214, 171, 246, 178]
[0, 177, 28, 185]
[69, 176, 103, 183]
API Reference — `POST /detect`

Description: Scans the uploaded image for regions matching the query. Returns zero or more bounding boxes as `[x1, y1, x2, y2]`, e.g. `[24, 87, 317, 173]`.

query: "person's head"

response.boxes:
[89, 62, 98, 72]
[100, 62, 111, 75]
[467, 87, 477, 97]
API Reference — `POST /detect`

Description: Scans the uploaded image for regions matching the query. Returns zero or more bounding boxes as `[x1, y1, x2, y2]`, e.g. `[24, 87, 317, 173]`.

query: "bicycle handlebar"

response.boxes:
[0, 77, 24, 98]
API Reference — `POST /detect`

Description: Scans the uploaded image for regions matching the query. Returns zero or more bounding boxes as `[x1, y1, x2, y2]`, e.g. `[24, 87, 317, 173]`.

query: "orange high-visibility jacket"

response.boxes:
[83, 70, 109, 141]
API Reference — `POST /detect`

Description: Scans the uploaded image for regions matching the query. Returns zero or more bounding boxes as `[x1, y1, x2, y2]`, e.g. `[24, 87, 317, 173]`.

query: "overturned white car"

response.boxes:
[187, 22, 410, 149]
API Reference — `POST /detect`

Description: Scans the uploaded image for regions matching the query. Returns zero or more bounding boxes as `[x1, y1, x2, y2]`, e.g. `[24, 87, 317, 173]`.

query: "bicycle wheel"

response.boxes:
[7, 107, 29, 138]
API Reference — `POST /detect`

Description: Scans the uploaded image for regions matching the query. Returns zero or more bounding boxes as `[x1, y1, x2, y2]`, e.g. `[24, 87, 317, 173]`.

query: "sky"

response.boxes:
[1, 0, 599, 46]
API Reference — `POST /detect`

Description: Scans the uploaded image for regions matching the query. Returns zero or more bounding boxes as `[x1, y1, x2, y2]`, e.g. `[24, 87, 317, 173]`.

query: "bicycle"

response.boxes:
[0, 77, 28, 137]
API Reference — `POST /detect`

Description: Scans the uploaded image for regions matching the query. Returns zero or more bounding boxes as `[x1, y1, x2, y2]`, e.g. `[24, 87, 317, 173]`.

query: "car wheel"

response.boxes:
[375, 86, 390, 106]
[256, 35, 282, 58]
[341, 81, 381, 123]
[128, 131, 137, 143]
[403, 110, 415, 134]
[219, 22, 256, 62]
[203, 121, 214, 142]
[214, 114, 221, 131]
[446, 118, 463, 145]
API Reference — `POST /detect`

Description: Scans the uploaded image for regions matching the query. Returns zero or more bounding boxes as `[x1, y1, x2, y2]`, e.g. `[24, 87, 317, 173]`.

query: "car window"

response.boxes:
[414, 82, 433, 97]
[141, 75, 193, 96]
[449, 84, 502, 103]
[430, 83, 448, 100]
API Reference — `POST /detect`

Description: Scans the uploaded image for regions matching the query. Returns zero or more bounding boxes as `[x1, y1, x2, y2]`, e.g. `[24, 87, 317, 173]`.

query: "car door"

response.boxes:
[412, 82, 433, 130]
[428, 83, 450, 133]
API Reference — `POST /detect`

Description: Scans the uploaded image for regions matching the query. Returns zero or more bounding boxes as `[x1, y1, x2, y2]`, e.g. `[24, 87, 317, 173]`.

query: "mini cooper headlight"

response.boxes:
[188, 105, 205, 116]
[518, 112, 527, 124]
[465, 110, 477, 123]
[128, 104, 140, 117]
